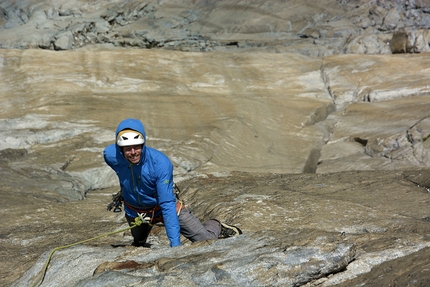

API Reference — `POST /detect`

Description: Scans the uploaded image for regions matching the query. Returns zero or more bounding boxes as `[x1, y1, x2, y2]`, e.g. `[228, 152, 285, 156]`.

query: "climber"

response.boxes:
[104, 118, 242, 247]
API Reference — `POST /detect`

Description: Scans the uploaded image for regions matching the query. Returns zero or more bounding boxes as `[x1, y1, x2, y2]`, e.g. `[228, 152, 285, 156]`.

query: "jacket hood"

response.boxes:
[115, 118, 147, 144]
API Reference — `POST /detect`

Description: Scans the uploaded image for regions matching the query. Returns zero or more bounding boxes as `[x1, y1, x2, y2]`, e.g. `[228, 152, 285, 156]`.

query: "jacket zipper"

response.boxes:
[130, 163, 142, 205]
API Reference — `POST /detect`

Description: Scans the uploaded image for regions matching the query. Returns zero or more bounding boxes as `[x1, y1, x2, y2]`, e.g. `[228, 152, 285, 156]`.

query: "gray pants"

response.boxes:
[126, 207, 221, 246]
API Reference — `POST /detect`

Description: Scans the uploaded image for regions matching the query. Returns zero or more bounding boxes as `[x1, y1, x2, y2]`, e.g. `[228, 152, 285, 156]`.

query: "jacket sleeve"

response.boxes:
[155, 156, 181, 247]
[103, 144, 118, 168]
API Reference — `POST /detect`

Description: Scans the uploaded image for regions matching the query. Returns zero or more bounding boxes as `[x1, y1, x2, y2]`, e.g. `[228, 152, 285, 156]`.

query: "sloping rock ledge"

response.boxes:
[10, 170, 430, 287]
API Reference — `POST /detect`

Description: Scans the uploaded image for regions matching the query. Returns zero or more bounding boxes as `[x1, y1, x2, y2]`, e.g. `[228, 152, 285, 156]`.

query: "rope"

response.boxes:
[31, 216, 144, 287]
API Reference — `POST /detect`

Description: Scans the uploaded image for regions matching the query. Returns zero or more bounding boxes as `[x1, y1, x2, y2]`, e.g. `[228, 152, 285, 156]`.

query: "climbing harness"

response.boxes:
[124, 199, 185, 225]
[108, 182, 185, 224]
[31, 215, 144, 287]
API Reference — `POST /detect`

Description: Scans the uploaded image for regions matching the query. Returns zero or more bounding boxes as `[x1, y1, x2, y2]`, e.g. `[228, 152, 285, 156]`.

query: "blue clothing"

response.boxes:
[104, 118, 181, 247]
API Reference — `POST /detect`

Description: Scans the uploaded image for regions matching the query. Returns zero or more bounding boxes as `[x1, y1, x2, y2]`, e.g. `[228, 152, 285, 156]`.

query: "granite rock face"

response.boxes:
[9, 171, 430, 287]
[1, 0, 430, 55]
[1, 0, 430, 286]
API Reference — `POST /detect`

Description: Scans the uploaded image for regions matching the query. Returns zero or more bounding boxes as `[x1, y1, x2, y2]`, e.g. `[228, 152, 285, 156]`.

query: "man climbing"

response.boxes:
[104, 118, 242, 247]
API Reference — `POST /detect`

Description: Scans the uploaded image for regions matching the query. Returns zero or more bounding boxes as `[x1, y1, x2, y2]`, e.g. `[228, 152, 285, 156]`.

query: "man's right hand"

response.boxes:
[107, 190, 123, 212]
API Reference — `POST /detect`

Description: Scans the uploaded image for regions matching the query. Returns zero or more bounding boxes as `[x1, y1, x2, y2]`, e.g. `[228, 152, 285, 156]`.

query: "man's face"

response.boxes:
[122, 145, 143, 164]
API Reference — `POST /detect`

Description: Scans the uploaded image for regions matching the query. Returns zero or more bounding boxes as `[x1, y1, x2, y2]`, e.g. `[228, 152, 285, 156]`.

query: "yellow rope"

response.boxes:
[31, 216, 143, 287]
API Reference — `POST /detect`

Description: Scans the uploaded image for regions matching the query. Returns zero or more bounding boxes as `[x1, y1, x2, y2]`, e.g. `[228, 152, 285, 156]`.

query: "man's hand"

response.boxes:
[107, 190, 123, 212]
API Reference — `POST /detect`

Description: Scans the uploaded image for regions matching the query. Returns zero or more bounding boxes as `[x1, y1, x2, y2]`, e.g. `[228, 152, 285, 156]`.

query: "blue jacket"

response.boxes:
[103, 118, 181, 247]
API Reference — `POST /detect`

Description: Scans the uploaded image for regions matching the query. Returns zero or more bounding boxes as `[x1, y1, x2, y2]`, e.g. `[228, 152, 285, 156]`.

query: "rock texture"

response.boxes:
[9, 171, 430, 287]
[1, 0, 430, 286]
[1, 0, 430, 55]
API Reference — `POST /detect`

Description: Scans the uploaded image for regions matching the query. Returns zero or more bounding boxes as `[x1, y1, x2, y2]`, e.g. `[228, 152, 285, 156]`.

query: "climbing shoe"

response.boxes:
[220, 222, 242, 238]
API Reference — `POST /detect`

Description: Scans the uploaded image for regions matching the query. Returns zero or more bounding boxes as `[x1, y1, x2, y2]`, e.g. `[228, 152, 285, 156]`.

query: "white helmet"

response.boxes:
[116, 130, 145, 147]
